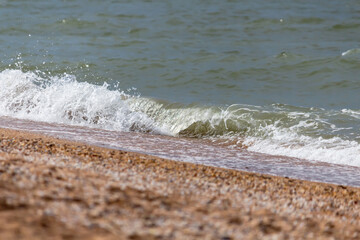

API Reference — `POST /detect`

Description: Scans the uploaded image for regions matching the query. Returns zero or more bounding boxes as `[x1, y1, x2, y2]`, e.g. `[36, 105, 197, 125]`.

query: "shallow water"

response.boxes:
[1, 0, 360, 174]
[1, 116, 360, 187]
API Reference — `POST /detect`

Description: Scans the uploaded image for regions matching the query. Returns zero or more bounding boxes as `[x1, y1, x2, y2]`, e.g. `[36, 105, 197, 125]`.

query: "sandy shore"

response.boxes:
[0, 128, 360, 239]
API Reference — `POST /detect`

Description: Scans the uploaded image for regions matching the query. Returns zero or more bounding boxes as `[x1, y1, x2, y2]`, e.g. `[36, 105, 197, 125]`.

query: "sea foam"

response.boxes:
[1, 69, 360, 167]
[341, 48, 360, 57]
[0, 69, 166, 134]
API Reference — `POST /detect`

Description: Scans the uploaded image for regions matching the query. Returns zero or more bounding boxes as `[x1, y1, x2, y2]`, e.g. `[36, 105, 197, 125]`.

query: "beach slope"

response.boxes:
[0, 128, 360, 239]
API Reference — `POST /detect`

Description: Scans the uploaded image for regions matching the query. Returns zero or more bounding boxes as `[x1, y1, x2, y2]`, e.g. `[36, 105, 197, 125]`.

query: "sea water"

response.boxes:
[1, 0, 360, 184]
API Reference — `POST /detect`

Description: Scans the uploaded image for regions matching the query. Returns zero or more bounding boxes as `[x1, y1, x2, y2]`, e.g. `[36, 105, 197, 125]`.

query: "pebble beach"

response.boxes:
[0, 128, 360, 239]
[1, 1, 360, 239]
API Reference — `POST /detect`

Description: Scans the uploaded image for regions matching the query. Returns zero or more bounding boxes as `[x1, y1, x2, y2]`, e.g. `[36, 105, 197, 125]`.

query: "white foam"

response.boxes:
[0, 69, 167, 134]
[341, 109, 360, 119]
[1, 69, 360, 167]
[244, 123, 360, 167]
[341, 48, 360, 57]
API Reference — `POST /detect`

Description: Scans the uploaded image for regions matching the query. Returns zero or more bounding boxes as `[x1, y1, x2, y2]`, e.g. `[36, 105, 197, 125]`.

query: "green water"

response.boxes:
[1, 0, 360, 107]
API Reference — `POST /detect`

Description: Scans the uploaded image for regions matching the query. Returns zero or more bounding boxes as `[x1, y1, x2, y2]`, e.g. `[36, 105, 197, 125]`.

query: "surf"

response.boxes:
[1, 69, 360, 167]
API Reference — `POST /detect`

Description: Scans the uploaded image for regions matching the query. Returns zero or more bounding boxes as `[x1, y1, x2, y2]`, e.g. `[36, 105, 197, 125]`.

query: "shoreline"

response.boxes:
[0, 128, 360, 239]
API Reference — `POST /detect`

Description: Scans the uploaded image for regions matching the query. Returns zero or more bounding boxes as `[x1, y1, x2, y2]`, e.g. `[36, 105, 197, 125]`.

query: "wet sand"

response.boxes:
[0, 128, 360, 239]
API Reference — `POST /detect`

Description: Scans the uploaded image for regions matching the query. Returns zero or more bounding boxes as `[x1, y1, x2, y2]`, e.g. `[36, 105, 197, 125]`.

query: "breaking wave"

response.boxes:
[0, 69, 166, 134]
[1, 69, 360, 166]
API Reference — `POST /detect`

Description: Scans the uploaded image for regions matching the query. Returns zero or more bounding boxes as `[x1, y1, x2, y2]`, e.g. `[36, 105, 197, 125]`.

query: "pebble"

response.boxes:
[0, 128, 360, 239]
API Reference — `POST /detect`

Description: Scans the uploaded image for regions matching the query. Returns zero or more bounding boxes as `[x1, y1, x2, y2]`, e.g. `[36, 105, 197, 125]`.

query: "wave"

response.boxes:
[1, 69, 360, 166]
[0, 69, 166, 134]
[341, 48, 360, 57]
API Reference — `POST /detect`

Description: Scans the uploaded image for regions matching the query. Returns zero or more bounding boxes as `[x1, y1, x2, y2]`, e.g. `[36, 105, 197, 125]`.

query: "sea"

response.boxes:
[1, 0, 360, 186]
